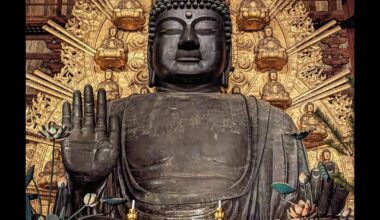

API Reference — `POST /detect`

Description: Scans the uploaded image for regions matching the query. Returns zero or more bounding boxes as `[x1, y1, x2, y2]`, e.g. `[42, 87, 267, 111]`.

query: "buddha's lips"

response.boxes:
[175, 50, 201, 62]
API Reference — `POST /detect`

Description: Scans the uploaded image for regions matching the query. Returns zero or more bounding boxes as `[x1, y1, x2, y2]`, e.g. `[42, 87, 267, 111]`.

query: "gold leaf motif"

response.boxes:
[284, 1, 314, 41]
[66, 0, 103, 43]
[54, 43, 86, 89]
[26, 93, 63, 135]
[297, 46, 326, 87]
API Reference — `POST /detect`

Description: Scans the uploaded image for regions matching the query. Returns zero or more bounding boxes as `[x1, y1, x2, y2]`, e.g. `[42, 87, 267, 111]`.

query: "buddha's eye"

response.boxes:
[159, 28, 183, 35]
[159, 20, 183, 35]
[194, 20, 220, 35]
[195, 28, 219, 35]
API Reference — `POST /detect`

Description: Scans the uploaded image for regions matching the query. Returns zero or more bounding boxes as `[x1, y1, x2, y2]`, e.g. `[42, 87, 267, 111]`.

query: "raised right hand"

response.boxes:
[61, 85, 120, 185]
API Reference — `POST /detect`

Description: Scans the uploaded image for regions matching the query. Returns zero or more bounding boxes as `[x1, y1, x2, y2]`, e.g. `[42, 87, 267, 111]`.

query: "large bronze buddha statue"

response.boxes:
[57, 0, 346, 219]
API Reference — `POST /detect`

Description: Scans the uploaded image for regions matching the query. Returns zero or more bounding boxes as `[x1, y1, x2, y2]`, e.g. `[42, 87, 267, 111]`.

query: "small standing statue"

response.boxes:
[231, 85, 241, 94]
[237, 0, 270, 31]
[310, 149, 349, 217]
[95, 26, 127, 71]
[38, 148, 65, 190]
[255, 25, 288, 72]
[113, 0, 145, 31]
[299, 102, 328, 148]
[260, 71, 291, 109]
[97, 70, 120, 101]
[214, 200, 224, 220]
[127, 200, 137, 220]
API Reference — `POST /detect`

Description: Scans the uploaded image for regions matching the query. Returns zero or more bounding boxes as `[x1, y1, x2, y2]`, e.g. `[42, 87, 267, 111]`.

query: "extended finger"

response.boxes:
[83, 85, 95, 131]
[109, 116, 120, 146]
[72, 90, 83, 131]
[96, 89, 107, 137]
[62, 101, 71, 130]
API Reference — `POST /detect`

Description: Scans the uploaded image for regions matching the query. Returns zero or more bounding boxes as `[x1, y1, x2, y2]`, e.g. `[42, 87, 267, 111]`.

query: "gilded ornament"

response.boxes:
[95, 26, 128, 71]
[113, 0, 146, 31]
[237, 0, 270, 31]
[255, 26, 288, 72]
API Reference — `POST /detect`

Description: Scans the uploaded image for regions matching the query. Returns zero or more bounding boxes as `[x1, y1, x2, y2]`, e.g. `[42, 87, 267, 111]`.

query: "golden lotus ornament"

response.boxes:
[255, 52, 288, 72]
[237, 0, 270, 31]
[113, 0, 146, 31]
[94, 48, 127, 71]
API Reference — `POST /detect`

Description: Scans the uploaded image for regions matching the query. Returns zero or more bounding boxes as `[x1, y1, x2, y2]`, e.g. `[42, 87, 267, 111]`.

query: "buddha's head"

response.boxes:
[269, 71, 277, 81]
[105, 70, 113, 80]
[147, 0, 232, 91]
[305, 102, 315, 113]
[264, 25, 273, 37]
[109, 26, 118, 37]
[321, 149, 332, 162]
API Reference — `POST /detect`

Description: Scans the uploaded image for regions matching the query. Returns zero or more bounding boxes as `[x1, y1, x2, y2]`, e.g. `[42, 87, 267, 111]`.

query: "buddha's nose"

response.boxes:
[178, 27, 200, 51]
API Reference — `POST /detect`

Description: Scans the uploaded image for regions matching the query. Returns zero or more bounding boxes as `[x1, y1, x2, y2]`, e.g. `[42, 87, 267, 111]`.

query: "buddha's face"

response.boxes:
[307, 103, 314, 112]
[109, 27, 117, 37]
[323, 151, 331, 161]
[264, 26, 273, 37]
[151, 9, 227, 85]
[105, 70, 113, 80]
[269, 72, 277, 81]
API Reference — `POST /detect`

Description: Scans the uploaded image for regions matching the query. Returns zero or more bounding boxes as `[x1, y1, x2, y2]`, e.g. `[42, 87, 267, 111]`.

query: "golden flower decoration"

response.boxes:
[287, 200, 317, 219]
[83, 193, 98, 208]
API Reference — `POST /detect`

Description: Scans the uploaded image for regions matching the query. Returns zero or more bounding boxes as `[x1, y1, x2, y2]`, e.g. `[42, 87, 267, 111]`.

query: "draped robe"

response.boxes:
[59, 92, 309, 220]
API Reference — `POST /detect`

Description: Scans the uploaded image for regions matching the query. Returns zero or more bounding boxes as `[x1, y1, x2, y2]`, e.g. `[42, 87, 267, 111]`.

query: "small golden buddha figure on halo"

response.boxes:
[97, 70, 120, 101]
[38, 148, 65, 190]
[95, 26, 127, 71]
[113, 0, 145, 31]
[255, 25, 288, 72]
[140, 86, 150, 94]
[237, 0, 270, 31]
[260, 71, 291, 109]
[231, 86, 242, 94]
[299, 102, 328, 147]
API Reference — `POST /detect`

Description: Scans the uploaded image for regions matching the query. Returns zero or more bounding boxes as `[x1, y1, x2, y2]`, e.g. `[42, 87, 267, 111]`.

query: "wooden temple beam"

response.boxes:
[26, 53, 61, 60]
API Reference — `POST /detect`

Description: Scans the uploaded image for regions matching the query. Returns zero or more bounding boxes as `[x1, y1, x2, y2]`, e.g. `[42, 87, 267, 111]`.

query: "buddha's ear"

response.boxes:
[221, 44, 233, 88]
[147, 43, 157, 87]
